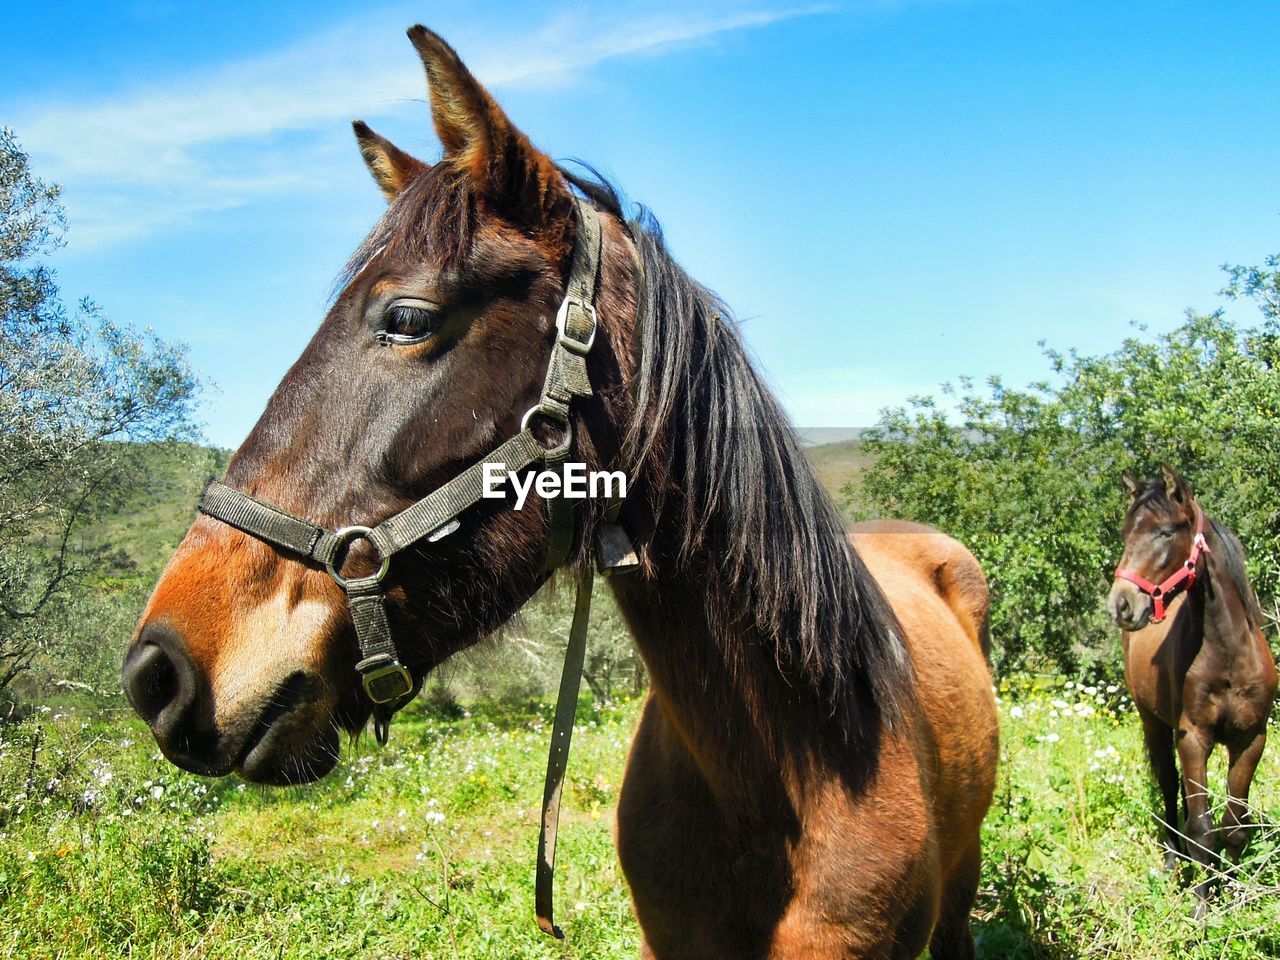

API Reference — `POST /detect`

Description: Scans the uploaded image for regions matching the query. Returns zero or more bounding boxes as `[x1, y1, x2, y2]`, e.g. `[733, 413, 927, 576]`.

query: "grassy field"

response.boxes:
[1, 678, 1277, 959]
[4, 438, 1279, 957]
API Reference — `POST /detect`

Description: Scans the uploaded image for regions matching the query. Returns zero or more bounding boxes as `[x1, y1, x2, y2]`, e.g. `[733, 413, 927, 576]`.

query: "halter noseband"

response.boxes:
[1114, 501, 1211, 624]
[195, 195, 636, 938]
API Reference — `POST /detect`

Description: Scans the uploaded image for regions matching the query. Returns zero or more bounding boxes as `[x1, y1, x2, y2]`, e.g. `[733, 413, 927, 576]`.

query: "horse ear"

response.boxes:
[406, 26, 568, 227]
[352, 121, 428, 201]
[1159, 463, 1191, 504]
[1121, 472, 1141, 499]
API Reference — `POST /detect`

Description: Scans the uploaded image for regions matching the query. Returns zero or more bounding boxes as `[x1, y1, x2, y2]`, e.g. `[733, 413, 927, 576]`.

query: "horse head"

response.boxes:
[121, 27, 637, 785]
[1109, 463, 1207, 630]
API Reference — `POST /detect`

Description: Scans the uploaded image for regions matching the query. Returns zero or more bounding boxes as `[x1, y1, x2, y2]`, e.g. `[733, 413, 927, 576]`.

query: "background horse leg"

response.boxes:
[1175, 727, 1217, 912]
[1221, 730, 1266, 863]
[1138, 707, 1183, 870]
[926, 836, 980, 960]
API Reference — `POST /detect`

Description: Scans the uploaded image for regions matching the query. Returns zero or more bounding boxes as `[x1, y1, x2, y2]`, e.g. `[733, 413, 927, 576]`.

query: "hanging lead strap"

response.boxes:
[535, 569, 594, 939]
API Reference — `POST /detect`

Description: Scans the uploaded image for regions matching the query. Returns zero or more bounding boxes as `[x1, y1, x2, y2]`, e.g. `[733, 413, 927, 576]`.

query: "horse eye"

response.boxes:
[1158, 527, 1176, 539]
[376, 300, 442, 345]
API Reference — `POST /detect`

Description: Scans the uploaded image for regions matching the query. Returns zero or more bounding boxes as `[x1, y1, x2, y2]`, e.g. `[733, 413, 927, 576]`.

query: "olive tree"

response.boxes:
[0, 128, 200, 694]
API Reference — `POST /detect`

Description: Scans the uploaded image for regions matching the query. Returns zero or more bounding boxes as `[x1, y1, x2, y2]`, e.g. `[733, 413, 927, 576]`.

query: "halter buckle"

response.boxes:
[556, 296, 597, 355]
[357, 654, 414, 704]
[326, 526, 390, 587]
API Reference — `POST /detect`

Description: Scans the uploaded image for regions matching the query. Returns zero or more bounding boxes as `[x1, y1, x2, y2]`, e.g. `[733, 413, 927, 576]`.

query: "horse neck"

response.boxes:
[607, 552, 858, 811]
[1188, 520, 1255, 649]
[593, 220, 877, 806]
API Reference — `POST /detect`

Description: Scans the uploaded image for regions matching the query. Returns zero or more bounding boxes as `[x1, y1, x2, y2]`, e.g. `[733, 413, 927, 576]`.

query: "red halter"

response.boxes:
[1114, 502, 1211, 624]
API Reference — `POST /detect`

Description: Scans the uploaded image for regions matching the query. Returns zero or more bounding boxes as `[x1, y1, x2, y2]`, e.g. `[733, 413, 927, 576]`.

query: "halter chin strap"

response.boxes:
[1114, 501, 1211, 624]
[196, 194, 635, 938]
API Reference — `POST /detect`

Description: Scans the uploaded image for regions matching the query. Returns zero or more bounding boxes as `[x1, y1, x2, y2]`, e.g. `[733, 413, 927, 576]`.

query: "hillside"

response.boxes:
[76, 443, 230, 580]
[806, 437, 869, 506]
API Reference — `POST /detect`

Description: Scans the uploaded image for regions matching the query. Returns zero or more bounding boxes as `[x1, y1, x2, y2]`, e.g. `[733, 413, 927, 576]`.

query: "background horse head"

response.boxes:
[1109, 463, 1217, 630]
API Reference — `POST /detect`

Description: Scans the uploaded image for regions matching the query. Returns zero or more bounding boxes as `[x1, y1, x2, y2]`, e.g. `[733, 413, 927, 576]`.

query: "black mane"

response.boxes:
[564, 167, 914, 738]
[1208, 516, 1265, 627]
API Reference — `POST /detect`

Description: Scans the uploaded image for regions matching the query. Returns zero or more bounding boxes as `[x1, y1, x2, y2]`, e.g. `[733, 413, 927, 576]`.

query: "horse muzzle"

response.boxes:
[1107, 582, 1153, 632]
[123, 622, 340, 784]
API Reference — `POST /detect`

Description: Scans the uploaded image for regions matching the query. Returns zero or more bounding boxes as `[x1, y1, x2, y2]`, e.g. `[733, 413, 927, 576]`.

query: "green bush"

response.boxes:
[847, 258, 1280, 675]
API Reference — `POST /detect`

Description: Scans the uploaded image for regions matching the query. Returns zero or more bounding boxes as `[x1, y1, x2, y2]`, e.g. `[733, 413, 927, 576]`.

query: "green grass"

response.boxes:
[8, 439, 1278, 955]
[1, 682, 1277, 958]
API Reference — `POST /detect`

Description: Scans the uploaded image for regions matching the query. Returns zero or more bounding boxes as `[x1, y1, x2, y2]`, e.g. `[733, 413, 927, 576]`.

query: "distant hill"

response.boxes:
[805, 438, 869, 512]
[796, 427, 866, 447]
[77, 443, 230, 580]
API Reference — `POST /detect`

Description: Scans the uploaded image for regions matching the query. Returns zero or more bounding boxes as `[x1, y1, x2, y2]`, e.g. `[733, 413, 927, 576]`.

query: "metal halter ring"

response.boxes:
[521, 404, 573, 459]
[326, 525, 391, 588]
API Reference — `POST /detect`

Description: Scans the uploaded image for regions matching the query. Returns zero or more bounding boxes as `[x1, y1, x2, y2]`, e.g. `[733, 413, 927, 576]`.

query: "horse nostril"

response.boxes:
[122, 624, 200, 737]
[123, 625, 227, 776]
[1115, 595, 1131, 618]
[122, 641, 179, 722]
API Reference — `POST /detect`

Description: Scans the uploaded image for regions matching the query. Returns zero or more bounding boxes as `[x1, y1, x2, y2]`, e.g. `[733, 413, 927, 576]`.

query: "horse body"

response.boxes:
[614, 522, 997, 959]
[1110, 468, 1277, 899]
[1124, 594, 1276, 742]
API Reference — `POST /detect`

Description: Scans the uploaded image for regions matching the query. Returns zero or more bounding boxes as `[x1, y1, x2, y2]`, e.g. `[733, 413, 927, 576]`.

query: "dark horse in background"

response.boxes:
[1109, 465, 1277, 910]
[121, 26, 998, 958]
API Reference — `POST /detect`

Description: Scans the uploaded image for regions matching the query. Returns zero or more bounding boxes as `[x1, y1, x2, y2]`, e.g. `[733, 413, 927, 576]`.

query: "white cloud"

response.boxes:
[8, 2, 832, 248]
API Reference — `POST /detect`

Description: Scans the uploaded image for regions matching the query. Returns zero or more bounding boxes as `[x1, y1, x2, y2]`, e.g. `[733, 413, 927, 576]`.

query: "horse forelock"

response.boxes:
[1125, 479, 1186, 531]
[337, 165, 480, 298]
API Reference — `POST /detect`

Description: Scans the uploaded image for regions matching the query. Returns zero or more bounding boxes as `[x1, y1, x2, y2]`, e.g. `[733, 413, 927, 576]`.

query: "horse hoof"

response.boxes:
[1163, 850, 1180, 873]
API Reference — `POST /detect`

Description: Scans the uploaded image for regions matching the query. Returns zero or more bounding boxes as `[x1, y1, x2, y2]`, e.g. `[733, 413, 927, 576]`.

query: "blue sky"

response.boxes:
[4, 0, 1278, 448]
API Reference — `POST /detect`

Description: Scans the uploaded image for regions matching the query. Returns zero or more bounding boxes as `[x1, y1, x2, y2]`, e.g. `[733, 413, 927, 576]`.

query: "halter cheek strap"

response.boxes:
[195, 195, 637, 939]
[1114, 502, 1211, 623]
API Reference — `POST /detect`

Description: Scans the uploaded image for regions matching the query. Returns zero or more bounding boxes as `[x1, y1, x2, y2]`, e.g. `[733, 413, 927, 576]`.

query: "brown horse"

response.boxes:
[122, 26, 998, 958]
[1109, 465, 1277, 907]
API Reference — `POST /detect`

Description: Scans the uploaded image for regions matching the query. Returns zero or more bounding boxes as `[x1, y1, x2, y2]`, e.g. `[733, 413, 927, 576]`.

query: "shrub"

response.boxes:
[848, 259, 1280, 675]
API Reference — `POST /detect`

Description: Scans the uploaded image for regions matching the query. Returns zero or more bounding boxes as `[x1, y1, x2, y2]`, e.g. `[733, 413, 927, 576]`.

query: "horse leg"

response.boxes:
[1175, 726, 1217, 913]
[926, 837, 980, 960]
[1138, 707, 1183, 870]
[1221, 730, 1267, 863]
